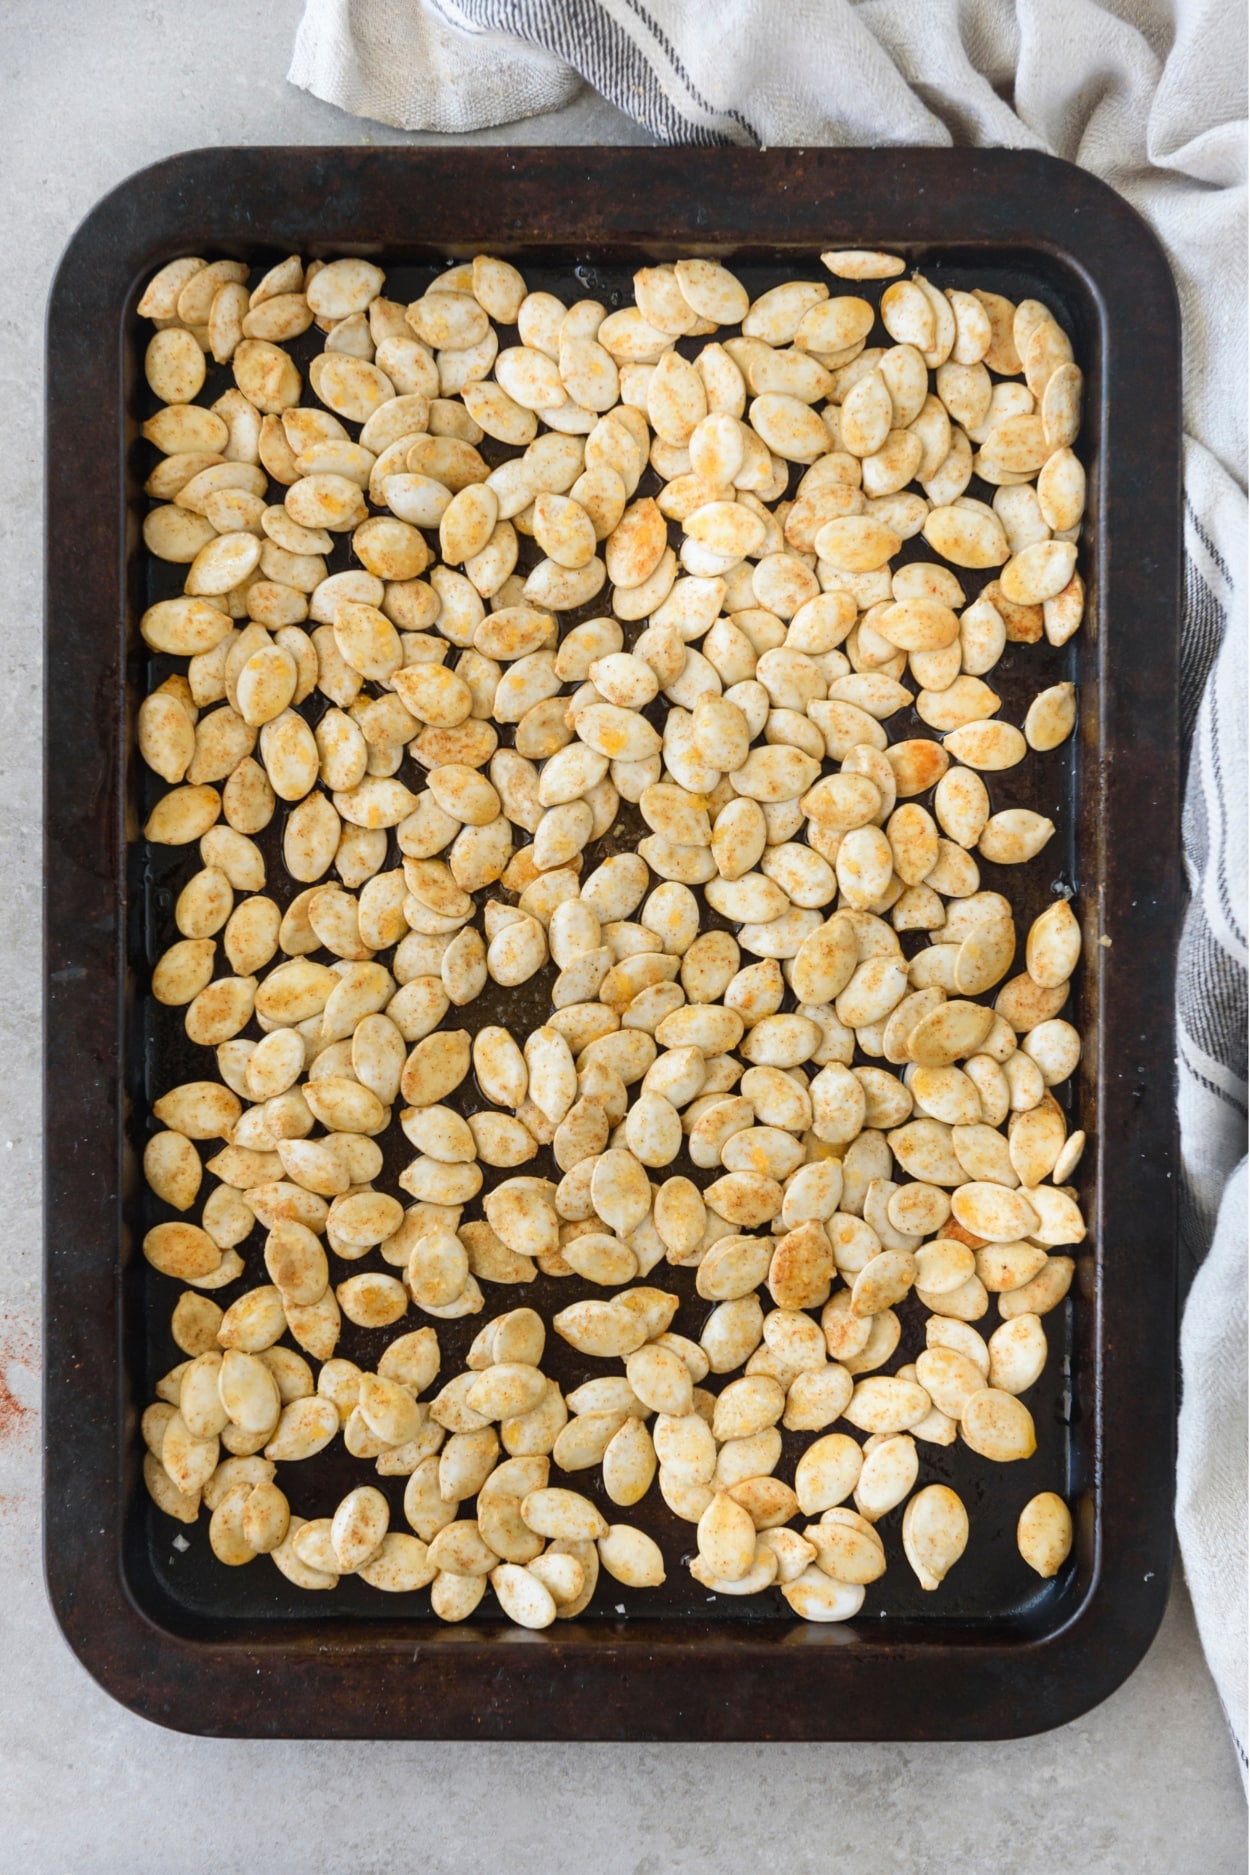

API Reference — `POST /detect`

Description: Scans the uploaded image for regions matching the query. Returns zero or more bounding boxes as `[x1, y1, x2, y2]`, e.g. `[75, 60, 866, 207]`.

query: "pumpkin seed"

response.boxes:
[961, 1387, 1037, 1461]
[1018, 1491, 1074, 1577]
[902, 1484, 969, 1588]
[1024, 681, 1077, 751]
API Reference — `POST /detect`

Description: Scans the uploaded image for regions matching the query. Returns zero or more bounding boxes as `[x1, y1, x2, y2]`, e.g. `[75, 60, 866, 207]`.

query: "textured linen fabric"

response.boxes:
[289, 0, 1248, 1779]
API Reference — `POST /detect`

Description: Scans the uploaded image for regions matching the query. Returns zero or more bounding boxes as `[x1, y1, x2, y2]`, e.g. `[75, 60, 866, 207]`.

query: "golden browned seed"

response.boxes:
[135, 253, 1087, 1625]
[1017, 1491, 1074, 1576]
[1026, 897, 1081, 987]
[1024, 681, 1077, 751]
[960, 1387, 1037, 1462]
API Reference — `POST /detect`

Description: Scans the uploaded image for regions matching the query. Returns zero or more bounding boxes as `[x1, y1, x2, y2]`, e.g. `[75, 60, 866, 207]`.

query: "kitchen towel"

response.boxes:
[289, 0, 1248, 1778]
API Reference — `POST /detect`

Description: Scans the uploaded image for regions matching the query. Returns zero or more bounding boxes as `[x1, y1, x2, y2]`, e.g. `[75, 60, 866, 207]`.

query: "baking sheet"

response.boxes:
[46, 146, 1179, 1738]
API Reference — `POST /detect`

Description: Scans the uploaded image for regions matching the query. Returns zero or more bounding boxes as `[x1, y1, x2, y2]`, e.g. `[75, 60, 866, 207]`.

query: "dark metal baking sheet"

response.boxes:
[44, 145, 1180, 1739]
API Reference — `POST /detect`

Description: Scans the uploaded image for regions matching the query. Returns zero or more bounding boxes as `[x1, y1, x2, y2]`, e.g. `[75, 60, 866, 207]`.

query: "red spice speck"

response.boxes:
[0, 1314, 38, 1446]
[0, 1371, 30, 1439]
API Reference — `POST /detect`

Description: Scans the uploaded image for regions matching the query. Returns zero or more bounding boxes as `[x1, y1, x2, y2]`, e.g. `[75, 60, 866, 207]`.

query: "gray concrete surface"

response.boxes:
[0, 2, 1243, 1869]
